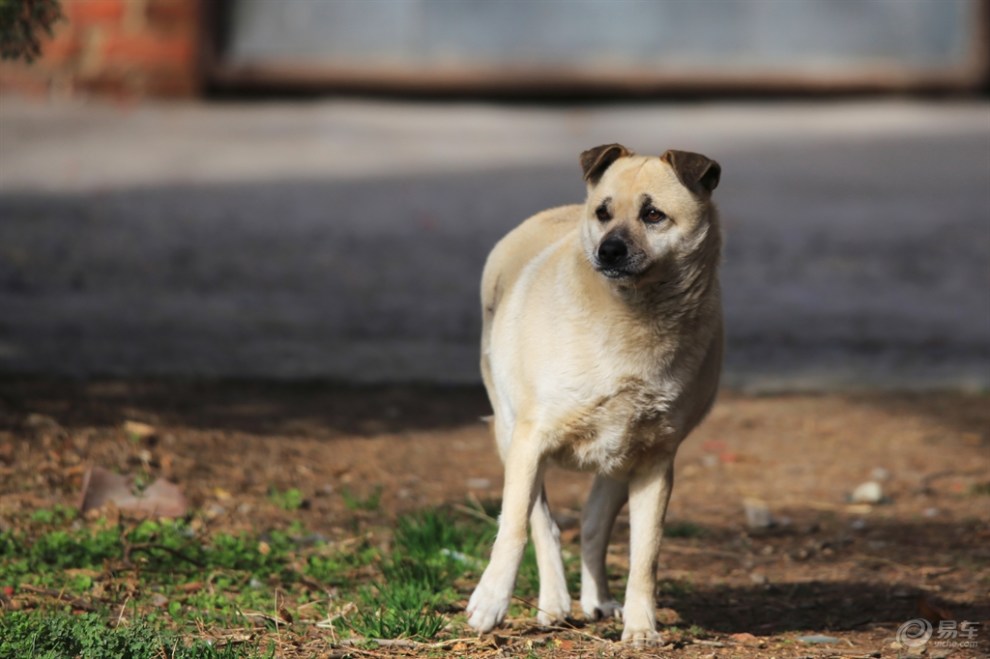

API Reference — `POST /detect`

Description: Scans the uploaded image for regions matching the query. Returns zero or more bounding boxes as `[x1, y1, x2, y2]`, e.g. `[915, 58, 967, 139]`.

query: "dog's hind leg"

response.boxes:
[580, 474, 627, 620]
[530, 485, 571, 625]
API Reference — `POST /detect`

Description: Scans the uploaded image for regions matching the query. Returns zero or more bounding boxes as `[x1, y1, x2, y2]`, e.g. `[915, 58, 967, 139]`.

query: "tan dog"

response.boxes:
[466, 144, 723, 646]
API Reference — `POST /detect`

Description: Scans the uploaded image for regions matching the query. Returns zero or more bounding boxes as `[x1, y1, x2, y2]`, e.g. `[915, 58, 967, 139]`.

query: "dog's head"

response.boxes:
[578, 143, 721, 288]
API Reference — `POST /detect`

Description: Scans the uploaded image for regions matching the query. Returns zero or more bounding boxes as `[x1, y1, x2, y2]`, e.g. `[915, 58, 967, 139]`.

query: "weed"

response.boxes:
[665, 520, 707, 538]
[345, 508, 495, 640]
[970, 481, 990, 496]
[687, 624, 709, 638]
[341, 485, 383, 512]
[658, 579, 694, 598]
[0, 611, 268, 659]
[350, 598, 446, 641]
[268, 487, 304, 511]
[304, 540, 379, 586]
[29, 504, 77, 526]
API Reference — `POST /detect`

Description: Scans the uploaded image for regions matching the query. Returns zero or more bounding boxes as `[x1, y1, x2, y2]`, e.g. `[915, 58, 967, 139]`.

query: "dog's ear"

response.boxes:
[580, 143, 632, 185]
[660, 150, 721, 196]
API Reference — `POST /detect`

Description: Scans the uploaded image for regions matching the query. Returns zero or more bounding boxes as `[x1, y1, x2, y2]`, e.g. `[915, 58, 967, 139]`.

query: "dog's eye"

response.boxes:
[642, 208, 667, 224]
[595, 205, 611, 222]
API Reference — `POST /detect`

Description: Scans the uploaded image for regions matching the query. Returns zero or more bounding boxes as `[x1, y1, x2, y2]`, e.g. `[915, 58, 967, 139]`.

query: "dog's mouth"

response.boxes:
[597, 266, 637, 280]
[594, 256, 648, 280]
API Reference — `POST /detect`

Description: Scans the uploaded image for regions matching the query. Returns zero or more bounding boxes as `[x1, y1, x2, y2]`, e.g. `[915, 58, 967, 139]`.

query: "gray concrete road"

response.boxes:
[1, 98, 987, 390]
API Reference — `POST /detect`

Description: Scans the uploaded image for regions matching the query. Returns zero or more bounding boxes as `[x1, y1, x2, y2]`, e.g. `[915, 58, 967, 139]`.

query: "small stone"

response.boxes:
[923, 507, 939, 518]
[749, 572, 768, 585]
[729, 632, 760, 645]
[871, 467, 890, 481]
[850, 518, 867, 531]
[743, 498, 773, 529]
[850, 481, 884, 504]
[123, 420, 156, 439]
[25, 413, 60, 431]
[798, 634, 840, 644]
[466, 478, 491, 489]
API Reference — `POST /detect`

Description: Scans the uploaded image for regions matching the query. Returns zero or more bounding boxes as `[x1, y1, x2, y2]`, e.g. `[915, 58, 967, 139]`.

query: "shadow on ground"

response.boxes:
[670, 578, 984, 635]
[0, 379, 493, 436]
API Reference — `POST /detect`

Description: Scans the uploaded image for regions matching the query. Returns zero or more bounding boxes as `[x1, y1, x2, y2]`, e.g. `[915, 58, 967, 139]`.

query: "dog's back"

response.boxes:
[479, 204, 581, 395]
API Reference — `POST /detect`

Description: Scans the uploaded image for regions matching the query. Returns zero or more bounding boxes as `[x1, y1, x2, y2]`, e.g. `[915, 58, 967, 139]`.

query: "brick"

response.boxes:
[66, 0, 126, 26]
[101, 33, 196, 68]
[144, 69, 199, 96]
[145, 0, 199, 31]
[0, 69, 53, 98]
[40, 31, 81, 66]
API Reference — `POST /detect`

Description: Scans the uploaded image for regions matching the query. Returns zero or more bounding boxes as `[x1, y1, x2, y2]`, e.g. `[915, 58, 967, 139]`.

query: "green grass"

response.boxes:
[267, 487, 305, 511]
[345, 508, 494, 640]
[0, 501, 587, 656]
[340, 485, 383, 512]
[0, 611, 272, 659]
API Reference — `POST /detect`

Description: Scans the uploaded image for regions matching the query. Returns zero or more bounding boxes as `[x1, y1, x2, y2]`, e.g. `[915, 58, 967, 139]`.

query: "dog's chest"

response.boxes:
[543, 379, 677, 475]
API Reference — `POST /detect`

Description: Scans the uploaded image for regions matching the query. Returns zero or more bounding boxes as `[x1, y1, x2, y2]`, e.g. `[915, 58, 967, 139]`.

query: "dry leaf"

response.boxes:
[730, 632, 760, 645]
[123, 420, 156, 439]
[917, 594, 953, 623]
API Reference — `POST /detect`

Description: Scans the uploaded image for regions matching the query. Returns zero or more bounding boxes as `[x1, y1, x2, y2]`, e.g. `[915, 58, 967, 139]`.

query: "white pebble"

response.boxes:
[851, 481, 884, 504]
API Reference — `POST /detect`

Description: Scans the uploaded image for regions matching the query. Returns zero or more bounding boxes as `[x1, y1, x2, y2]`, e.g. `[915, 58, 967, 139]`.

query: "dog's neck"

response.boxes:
[593, 221, 722, 332]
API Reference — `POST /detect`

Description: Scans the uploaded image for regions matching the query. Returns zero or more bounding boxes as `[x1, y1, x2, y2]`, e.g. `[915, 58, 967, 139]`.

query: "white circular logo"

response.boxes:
[896, 618, 934, 648]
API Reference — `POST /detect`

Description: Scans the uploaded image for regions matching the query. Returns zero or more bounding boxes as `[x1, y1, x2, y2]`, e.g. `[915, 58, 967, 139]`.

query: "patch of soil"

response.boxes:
[1, 379, 988, 658]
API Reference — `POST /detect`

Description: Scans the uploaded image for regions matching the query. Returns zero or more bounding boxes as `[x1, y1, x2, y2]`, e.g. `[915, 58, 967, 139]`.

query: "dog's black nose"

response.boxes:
[597, 237, 628, 266]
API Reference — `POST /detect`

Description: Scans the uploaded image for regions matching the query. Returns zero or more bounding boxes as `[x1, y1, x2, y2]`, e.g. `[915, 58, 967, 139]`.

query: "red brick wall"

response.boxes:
[1, 0, 203, 99]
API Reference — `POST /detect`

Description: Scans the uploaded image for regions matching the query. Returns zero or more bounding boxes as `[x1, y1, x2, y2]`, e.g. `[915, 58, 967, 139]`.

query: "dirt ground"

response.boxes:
[1, 380, 988, 658]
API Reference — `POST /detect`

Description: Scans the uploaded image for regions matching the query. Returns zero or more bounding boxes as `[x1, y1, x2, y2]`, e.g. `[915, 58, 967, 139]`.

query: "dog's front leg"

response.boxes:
[467, 423, 544, 632]
[622, 457, 674, 647]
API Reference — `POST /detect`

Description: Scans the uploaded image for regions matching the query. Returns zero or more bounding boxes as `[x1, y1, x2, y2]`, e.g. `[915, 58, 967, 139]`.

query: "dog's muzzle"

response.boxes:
[596, 237, 635, 278]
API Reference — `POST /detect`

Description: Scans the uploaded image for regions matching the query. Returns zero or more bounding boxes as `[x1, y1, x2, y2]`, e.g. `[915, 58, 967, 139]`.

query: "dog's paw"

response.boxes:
[536, 584, 571, 626]
[535, 597, 570, 626]
[621, 627, 663, 648]
[466, 582, 510, 633]
[581, 598, 622, 621]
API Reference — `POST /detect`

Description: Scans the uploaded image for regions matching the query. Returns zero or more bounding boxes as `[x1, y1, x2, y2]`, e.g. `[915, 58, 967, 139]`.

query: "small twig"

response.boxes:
[273, 588, 282, 643]
[453, 502, 498, 526]
[541, 623, 611, 644]
[508, 595, 611, 644]
[337, 638, 421, 649]
[917, 468, 985, 493]
[114, 593, 131, 627]
[125, 542, 205, 568]
[17, 584, 99, 611]
[662, 543, 741, 559]
[335, 636, 484, 650]
[241, 611, 291, 627]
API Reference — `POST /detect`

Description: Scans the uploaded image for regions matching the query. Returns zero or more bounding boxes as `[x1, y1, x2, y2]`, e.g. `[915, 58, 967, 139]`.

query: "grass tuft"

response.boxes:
[0, 611, 270, 659]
